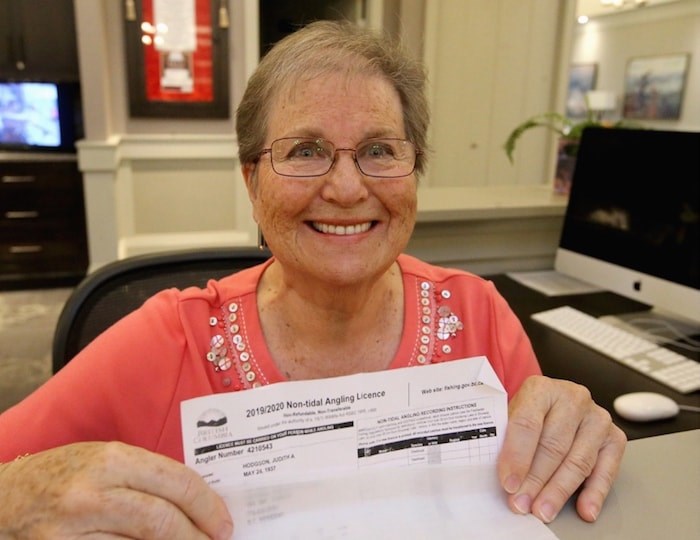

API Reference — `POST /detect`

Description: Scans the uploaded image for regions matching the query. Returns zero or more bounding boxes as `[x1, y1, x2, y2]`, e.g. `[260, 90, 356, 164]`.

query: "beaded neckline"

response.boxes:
[204, 276, 464, 390]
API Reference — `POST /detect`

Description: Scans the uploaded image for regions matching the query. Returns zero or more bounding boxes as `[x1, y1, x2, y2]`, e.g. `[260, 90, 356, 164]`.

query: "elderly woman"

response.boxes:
[0, 21, 625, 538]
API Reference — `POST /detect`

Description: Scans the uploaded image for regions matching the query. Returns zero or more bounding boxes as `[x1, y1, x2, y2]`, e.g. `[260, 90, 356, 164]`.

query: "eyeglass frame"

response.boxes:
[253, 137, 422, 179]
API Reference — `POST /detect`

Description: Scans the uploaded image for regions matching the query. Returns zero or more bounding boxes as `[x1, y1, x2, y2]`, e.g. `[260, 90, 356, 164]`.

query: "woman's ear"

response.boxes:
[241, 162, 261, 226]
[241, 162, 258, 201]
[241, 163, 267, 250]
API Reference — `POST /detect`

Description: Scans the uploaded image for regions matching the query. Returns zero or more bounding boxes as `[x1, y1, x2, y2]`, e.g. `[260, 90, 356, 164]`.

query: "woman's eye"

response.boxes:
[290, 144, 316, 158]
[288, 142, 328, 160]
[365, 143, 393, 159]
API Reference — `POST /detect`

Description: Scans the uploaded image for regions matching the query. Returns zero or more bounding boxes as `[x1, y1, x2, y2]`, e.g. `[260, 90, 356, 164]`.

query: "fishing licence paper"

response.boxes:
[181, 356, 507, 487]
[181, 357, 560, 539]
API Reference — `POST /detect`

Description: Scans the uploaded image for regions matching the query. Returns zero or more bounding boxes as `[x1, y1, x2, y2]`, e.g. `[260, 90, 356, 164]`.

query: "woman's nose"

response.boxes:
[320, 150, 369, 205]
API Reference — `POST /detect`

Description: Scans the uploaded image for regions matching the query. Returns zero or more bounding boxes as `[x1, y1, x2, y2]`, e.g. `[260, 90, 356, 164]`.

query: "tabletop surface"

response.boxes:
[548, 429, 700, 539]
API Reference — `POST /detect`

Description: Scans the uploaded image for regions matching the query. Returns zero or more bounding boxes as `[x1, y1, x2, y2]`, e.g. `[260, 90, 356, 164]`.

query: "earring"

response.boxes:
[257, 226, 268, 250]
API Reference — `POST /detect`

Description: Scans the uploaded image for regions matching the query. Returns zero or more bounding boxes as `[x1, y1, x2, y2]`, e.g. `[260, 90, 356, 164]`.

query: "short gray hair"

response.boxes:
[235, 20, 429, 175]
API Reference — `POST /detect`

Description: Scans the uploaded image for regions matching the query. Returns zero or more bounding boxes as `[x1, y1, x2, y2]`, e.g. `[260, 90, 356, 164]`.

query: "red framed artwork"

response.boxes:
[122, 0, 230, 118]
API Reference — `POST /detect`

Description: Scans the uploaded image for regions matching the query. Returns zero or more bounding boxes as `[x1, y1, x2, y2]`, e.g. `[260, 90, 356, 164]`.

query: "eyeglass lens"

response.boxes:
[269, 138, 416, 178]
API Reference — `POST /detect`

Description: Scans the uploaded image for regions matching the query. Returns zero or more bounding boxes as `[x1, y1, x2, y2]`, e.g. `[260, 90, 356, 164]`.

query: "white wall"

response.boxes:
[571, 0, 700, 130]
[75, 0, 257, 267]
[423, 0, 570, 189]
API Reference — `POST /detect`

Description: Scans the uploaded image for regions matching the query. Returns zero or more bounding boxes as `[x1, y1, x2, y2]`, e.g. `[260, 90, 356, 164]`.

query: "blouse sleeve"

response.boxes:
[486, 280, 542, 396]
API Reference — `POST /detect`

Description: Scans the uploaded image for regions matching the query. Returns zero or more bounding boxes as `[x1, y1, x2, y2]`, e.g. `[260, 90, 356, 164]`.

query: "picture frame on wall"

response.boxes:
[122, 0, 230, 118]
[566, 63, 598, 118]
[622, 53, 690, 120]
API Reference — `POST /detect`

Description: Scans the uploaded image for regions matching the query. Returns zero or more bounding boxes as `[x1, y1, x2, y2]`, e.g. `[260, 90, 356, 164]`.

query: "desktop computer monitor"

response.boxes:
[554, 127, 700, 329]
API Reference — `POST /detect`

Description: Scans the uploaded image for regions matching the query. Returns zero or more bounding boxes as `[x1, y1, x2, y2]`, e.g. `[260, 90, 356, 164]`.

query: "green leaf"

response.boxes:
[503, 112, 574, 163]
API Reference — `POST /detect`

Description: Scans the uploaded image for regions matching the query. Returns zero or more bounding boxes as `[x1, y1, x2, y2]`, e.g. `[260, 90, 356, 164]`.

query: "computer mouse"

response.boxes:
[613, 392, 680, 422]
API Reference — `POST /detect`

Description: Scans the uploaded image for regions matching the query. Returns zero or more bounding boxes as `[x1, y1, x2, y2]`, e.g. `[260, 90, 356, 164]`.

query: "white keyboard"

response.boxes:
[532, 306, 700, 394]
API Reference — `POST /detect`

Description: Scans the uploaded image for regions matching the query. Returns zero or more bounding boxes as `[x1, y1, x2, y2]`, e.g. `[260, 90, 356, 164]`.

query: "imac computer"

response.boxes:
[554, 127, 700, 335]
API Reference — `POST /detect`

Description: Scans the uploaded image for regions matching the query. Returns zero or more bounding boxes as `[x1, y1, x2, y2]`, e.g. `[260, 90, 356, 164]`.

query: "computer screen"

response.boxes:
[0, 81, 82, 153]
[0, 82, 61, 147]
[555, 127, 700, 326]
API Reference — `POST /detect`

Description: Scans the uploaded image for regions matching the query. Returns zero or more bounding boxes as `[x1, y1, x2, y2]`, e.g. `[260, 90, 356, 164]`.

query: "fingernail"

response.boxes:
[513, 494, 532, 515]
[504, 474, 520, 494]
[588, 504, 600, 522]
[539, 502, 558, 523]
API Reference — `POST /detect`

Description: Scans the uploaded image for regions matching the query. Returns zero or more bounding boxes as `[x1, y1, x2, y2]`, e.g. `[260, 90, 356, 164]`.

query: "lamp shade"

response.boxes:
[586, 90, 617, 111]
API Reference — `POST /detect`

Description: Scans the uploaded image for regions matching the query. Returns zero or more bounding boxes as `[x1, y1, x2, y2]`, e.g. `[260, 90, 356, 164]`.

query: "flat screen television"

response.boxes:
[555, 127, 700, 328]
[0, 81, 82, 154]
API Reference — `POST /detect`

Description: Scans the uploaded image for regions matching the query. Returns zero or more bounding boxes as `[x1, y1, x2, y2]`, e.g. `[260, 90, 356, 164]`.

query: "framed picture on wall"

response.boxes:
[566, 63, 597, 118]
[622, 53, 690, 120]
[122, 0, 230, 118]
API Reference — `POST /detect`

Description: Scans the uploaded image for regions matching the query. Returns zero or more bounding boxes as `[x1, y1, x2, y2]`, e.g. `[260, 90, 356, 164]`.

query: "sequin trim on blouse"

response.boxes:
[407, 279, 464, 366]
[204, 278, 464, 387]
[205, 299, 265, 390]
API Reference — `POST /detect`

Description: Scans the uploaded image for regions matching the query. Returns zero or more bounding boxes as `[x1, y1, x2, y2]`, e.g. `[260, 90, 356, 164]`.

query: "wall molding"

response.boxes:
[77, 134, 254, 272]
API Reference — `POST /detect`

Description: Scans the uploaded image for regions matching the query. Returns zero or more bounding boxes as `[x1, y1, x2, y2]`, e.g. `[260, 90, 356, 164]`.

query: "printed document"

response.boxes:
[181, 357, 559, 539]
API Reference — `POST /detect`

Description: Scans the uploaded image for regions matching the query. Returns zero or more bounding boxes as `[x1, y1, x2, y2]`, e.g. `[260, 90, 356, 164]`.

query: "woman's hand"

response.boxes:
[497, 375, 626, 523]
[0, 441, 233, 539]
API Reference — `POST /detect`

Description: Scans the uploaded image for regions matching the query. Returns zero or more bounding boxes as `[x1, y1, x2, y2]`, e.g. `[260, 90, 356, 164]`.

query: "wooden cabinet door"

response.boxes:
[0, 0, 79, 80]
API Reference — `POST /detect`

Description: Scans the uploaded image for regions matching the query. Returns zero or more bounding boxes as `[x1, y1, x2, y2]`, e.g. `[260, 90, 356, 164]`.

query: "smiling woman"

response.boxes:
[0, 20, 625, 537]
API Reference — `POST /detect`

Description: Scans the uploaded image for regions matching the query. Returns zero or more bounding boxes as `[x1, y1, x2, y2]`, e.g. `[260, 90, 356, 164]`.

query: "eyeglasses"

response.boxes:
[256, 137, 420, 178]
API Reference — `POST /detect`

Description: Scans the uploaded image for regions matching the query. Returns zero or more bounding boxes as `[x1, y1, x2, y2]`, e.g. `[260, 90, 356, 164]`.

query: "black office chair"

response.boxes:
[51, 246, 271, 373]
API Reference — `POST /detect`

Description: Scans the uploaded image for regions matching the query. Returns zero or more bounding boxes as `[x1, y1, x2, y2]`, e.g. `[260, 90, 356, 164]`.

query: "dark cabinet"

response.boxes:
[0, 0, 79, 80]
[0, 156, 88, 288]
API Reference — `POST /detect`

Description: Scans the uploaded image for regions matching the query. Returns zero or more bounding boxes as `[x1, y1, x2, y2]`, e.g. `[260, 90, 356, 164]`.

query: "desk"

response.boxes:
[489, 274, 700, 440]
[548, 429, 700, 539]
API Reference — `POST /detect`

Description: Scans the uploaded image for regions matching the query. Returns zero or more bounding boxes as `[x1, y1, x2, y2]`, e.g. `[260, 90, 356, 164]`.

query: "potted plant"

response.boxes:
[503, 102, 635, 194]
[503, 112, 602, 194]
[503, 112, 601, 164]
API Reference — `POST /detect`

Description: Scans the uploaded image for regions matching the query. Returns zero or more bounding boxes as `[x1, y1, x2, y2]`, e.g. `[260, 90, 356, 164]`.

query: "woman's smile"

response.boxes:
[309, 221, 375, 235]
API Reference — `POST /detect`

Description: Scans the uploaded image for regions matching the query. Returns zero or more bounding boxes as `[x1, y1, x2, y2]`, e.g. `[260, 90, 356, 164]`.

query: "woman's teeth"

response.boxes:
[312, 222, 372, 235]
